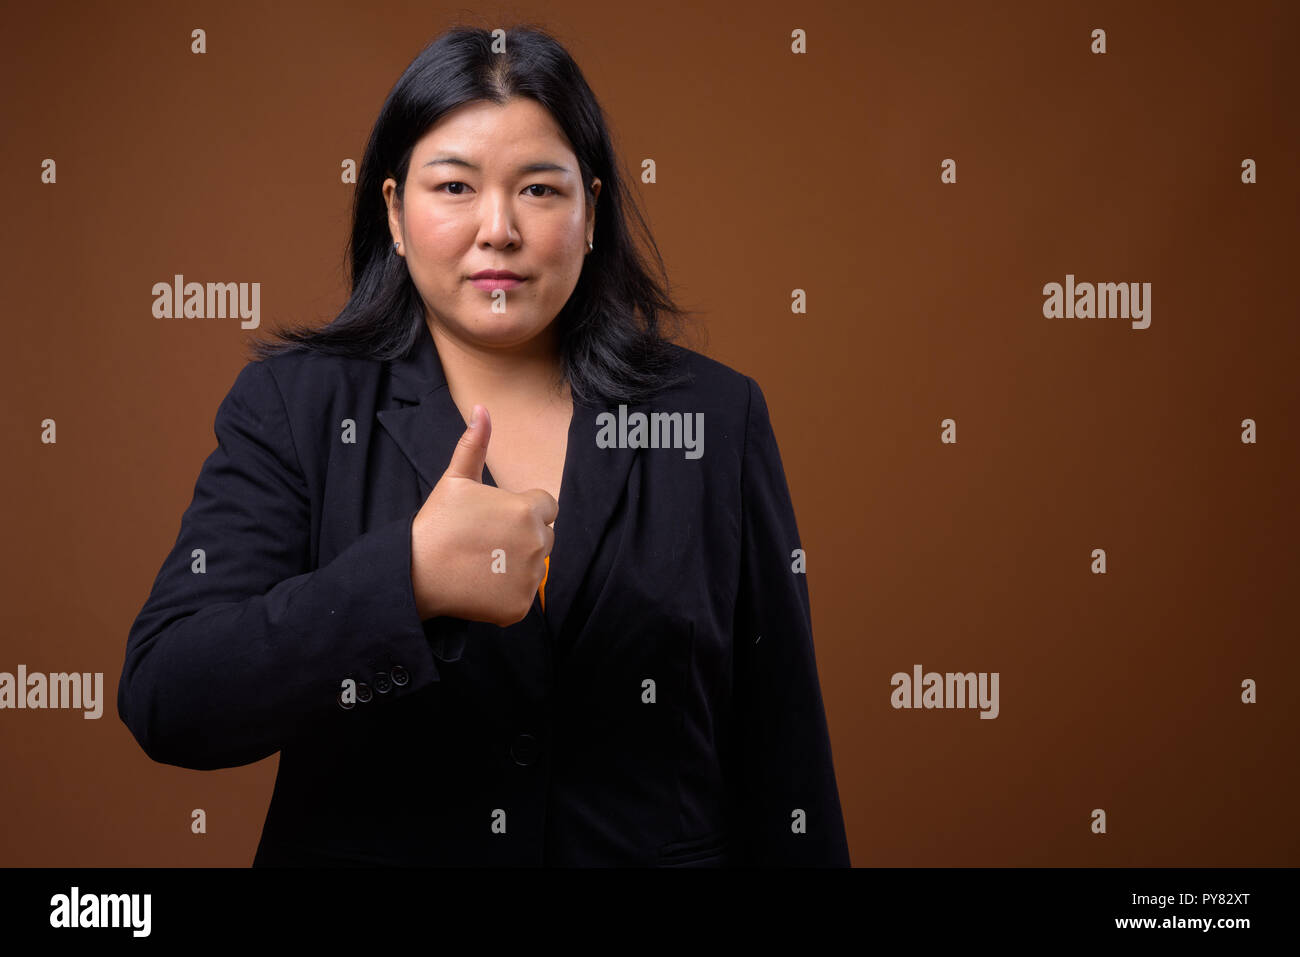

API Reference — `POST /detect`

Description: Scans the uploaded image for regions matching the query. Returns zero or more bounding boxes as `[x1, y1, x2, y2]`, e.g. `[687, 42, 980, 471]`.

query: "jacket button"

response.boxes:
[336, 690, 354, 711]
[373, 671, 392, 694]
[356, 682, 372, 703]
[391, 665, 409, 686]
[510, 733, 538, 766]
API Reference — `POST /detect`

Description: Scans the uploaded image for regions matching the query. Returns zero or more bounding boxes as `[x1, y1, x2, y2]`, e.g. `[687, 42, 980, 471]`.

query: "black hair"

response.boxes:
[249, 23, 702, 406]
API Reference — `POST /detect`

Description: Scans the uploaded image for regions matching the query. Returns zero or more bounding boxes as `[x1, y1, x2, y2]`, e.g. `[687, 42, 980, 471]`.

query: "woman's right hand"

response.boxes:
[410, 405, 557, 627]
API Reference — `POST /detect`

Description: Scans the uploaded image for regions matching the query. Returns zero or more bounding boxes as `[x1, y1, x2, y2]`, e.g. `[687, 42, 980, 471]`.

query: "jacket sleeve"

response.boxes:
[727, 375, 851, 866]
[118, 358, 460, 771]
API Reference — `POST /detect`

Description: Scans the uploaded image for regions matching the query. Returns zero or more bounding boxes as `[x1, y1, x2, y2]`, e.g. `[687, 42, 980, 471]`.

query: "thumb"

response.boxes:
[444, 404, 491, 482]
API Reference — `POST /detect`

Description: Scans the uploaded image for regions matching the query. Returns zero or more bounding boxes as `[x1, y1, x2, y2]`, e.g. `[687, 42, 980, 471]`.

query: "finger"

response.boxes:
[519, 488, 559, 527]
[444, 404, 491, 482]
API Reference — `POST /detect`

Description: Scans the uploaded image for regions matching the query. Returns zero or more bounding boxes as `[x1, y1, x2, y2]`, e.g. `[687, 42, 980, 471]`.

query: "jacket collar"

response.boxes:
[376, 323, 639, 644]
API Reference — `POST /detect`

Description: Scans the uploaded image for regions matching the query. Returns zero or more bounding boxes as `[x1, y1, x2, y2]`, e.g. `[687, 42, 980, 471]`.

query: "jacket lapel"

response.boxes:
[376, 325, 639, 644]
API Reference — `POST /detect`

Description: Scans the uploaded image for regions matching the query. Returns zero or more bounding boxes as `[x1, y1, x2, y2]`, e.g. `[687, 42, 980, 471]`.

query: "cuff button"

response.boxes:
[510, 733, 538, 766]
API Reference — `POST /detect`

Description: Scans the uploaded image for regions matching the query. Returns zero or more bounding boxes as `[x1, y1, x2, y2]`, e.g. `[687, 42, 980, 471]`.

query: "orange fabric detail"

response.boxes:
[539, 554, 549, 610]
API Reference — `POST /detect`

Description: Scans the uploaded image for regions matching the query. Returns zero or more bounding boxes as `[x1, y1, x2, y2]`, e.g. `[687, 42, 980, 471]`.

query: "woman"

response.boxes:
[118, 25, 850, 867]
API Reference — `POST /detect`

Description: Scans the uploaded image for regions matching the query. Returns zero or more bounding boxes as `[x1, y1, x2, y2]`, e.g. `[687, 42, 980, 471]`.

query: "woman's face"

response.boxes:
[384, 97, 600, 353]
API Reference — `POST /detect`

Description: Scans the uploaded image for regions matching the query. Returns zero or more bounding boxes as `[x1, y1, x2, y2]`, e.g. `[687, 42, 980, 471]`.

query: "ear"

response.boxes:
[383, 177, 403, 252]
[587, 177, 601, 241]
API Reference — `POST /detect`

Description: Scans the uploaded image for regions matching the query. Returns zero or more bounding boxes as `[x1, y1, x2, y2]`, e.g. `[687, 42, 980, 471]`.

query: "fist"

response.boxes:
[410, 404, 557, 627]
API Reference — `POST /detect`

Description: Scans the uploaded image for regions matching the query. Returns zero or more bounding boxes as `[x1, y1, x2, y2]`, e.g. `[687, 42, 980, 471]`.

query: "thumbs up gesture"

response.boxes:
[410, 405, 558, 627]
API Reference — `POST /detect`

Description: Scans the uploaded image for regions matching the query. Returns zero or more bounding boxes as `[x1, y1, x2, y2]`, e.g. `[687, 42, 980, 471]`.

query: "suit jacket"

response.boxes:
[118, 326, 851, 867]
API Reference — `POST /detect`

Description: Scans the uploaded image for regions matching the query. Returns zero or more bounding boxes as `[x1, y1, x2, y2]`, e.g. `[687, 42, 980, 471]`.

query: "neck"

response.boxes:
[426, 318, 571, 417]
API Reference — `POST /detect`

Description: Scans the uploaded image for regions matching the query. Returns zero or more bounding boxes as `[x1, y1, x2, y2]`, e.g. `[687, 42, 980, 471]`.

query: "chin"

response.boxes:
[469, 321, 549, 347]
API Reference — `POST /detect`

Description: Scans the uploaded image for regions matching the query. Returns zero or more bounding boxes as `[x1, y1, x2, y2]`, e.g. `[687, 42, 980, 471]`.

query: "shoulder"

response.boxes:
[248, 343, 383, 405]
[640, 343, 787, 470]
[657, 342, 772, 429]
[658, 342, 756, 406]
[218, 345, 384, 480]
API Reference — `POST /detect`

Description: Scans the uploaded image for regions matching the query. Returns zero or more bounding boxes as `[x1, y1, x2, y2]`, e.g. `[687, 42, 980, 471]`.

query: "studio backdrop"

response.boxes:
[1, 0, 1296, 866]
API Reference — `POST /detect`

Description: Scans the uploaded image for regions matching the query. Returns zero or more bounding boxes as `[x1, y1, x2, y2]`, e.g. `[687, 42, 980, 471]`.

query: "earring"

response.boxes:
[393, 241, 400, 253]
[587, 240, 593, 252]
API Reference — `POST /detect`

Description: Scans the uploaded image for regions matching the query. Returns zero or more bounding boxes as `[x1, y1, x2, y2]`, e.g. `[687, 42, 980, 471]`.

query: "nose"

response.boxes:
[477, 190, 521, 249]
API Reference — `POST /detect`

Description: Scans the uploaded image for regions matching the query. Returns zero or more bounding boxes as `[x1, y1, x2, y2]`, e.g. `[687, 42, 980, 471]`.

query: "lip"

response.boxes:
[468, 269, 526, 292]
[469, 276, 526, 291]
[469, 269, 525, 280]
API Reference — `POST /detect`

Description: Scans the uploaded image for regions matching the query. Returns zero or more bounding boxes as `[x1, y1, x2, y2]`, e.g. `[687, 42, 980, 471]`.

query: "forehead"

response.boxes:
[411, 98, 574, 165]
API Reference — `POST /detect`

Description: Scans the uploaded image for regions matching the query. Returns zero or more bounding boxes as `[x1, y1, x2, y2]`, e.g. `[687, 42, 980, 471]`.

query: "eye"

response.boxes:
[434, 182, 559, 197]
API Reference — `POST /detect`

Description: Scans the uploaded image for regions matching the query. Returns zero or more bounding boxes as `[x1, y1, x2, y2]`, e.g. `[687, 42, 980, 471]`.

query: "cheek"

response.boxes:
[411, 220, 465, 258]
[539, 241, 584, 282]
[536, 213, 583, 251]
[404, 199, 464, 251]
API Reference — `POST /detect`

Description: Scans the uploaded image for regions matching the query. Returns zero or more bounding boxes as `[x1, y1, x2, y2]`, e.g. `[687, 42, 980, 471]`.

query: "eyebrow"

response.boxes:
[422, 155, 571, 175]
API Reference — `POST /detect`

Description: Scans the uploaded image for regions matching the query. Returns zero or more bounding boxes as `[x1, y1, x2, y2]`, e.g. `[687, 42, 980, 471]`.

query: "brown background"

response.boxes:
[1, 0, 1296, 866]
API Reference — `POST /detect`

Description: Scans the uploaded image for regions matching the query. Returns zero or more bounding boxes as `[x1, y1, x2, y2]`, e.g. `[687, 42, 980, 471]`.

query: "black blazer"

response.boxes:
[119, 327, 850, 867]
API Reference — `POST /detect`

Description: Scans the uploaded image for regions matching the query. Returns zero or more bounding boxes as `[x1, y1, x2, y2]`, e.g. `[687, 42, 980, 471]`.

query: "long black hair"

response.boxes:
[249, 23, 702, 406]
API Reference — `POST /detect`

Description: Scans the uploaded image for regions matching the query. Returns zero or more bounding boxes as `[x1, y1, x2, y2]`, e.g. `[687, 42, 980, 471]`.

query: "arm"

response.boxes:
[727, 375, 851, 866]
[118, 359, 457, 771]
